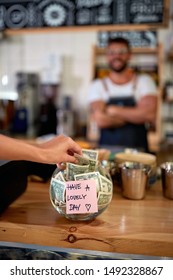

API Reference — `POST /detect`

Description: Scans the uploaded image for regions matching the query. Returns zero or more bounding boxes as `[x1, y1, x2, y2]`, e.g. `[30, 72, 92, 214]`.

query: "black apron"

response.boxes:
[99, 78, 148, 152]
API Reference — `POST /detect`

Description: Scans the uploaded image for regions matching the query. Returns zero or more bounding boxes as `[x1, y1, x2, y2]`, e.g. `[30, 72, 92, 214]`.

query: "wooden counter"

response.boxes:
[0, 180, 173, 258]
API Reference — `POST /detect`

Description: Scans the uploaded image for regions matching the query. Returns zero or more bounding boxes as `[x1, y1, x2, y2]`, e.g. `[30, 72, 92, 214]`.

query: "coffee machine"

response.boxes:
[11, 72, 40, 137]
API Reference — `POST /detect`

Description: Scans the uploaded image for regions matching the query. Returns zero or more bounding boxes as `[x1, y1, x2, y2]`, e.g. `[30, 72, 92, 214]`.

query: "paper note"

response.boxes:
[66, 179, 98, 214]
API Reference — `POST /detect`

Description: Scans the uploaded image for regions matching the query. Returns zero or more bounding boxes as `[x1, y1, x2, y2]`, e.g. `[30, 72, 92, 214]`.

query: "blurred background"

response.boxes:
[0, 0, 173, 153]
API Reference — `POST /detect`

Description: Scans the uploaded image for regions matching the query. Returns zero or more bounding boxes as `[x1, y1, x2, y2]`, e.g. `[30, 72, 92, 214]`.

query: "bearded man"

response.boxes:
[87, 37, 157, 152]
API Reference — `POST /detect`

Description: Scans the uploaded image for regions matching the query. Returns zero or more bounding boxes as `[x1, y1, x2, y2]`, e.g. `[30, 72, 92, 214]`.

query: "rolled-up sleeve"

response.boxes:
[136, 74, 157, 100]
[87, 79, 107, 104]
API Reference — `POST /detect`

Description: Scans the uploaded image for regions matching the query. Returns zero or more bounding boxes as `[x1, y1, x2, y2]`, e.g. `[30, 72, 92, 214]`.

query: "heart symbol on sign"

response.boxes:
[85, 204, 91, 211]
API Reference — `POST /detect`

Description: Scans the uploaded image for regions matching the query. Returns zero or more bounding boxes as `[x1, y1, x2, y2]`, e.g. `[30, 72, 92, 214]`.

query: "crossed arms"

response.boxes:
[89, 95, 157, 129]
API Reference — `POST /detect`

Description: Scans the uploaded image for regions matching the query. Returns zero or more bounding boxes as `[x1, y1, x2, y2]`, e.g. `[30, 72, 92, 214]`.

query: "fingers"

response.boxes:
[56, 155, 77, 168]
[68, 139, 82, 155]
[42, 135, 82, 165]
[56, 163, 66, 170]
[56, 163, 61, 169]
[65, 154, 78, 164]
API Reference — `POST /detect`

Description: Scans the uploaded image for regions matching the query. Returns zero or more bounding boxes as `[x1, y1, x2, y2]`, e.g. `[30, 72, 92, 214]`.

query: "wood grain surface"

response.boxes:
[0, 180, 173, 257]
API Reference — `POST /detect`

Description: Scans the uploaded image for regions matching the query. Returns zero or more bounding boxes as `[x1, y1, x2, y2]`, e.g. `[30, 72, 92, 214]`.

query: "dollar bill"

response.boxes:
[100, 174, 113, 193]
[97, 191, 112, 206]
[66, 162, 89, 181]
[54, 198, 60, 207]
[88, 159, 98, 172]
[74, 153, 90, 165]
[98, 203, 110, 211]
[82, 149, 98, 161]
[54, 171, 66, 182]
[95, 162, 107, 177]
[63, 169, 67, 181]
[51, 178, 66, 202]
[74, 149, 99, 172]
[54, 199, 66, 207]
[74, 171, 102, 192]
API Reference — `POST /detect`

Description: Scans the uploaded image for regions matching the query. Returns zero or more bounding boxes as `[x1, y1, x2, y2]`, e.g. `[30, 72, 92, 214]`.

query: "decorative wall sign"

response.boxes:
[0, 0, 168, 31]
[97, 30, 158, 48]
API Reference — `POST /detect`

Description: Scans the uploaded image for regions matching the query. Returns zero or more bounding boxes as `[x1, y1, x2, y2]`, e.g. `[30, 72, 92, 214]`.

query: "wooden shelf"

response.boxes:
[95, 47, 159, 55]
[3, 23, 169, 36]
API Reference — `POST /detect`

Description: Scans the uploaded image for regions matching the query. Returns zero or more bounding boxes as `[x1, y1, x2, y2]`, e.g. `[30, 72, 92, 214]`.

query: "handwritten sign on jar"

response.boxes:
[66, 180, 98, 214]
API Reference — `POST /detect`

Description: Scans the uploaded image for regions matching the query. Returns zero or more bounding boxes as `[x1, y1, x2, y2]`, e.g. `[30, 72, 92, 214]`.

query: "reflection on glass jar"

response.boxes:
[49, 163, 113, 221]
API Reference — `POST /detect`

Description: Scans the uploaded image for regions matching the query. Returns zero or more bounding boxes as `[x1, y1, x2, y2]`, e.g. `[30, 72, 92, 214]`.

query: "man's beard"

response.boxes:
[109, 60, 128, 73]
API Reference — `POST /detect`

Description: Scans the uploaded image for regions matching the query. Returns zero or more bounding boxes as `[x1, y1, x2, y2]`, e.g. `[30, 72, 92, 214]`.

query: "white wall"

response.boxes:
[0, 31, 97, 122]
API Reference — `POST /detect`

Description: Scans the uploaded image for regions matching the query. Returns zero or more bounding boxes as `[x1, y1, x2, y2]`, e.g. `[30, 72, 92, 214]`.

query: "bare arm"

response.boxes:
[90, 100, 126, 128]
[89, 100, 106, 112]
[106, 95, 157, 124]
[0, 134, 82, 165]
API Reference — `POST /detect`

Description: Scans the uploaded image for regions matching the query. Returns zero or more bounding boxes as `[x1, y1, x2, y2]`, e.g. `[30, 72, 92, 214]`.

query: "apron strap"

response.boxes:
[102, 78, 109, 95]
[102, 74, 138, 98]
[132, 74, 138, 97]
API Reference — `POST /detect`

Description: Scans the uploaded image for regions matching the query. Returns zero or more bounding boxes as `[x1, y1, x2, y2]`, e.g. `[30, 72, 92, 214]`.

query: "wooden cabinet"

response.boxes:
[90, 44, 164, 152]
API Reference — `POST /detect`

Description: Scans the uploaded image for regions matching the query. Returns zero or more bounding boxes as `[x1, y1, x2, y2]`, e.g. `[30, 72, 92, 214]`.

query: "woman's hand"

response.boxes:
[38, 135, 82, 165]
[0, 134, 82, 166]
